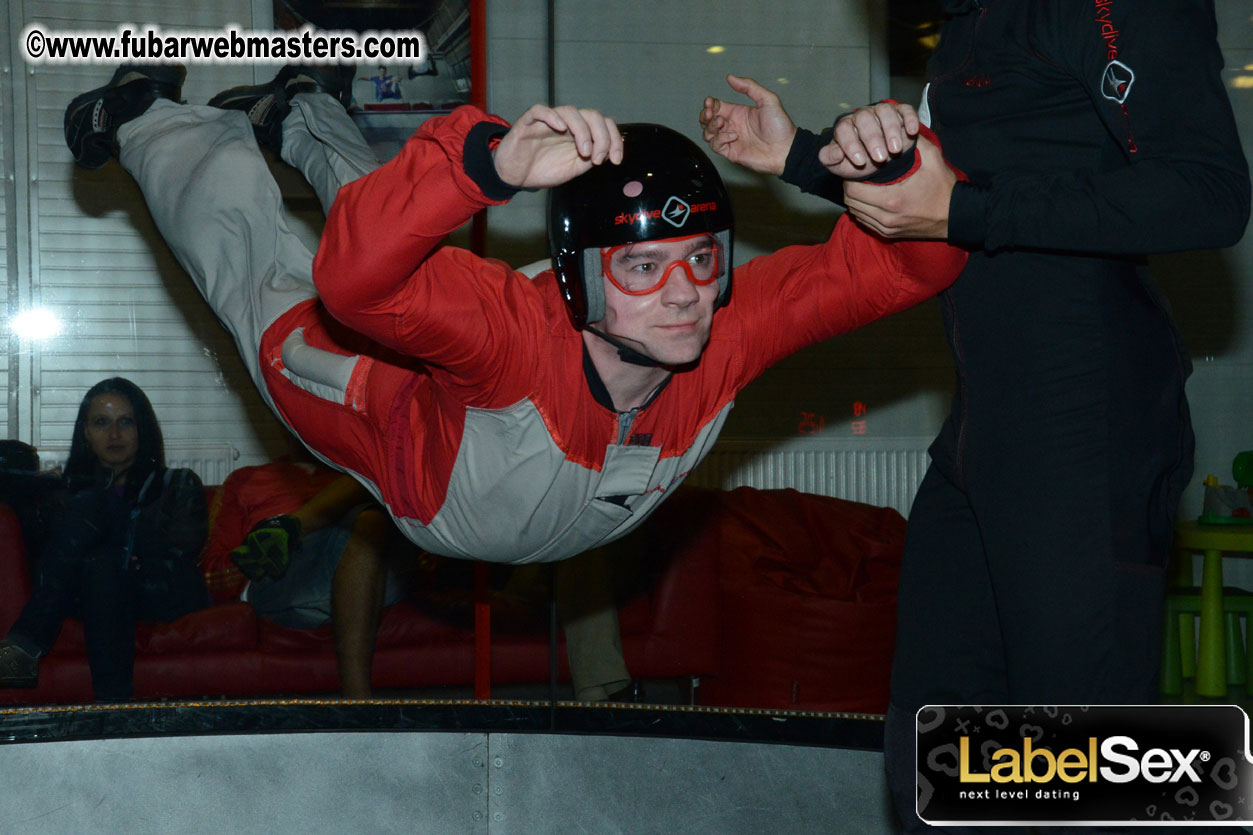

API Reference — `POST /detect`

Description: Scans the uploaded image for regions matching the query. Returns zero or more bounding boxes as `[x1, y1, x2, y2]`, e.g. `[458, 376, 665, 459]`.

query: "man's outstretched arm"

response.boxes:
[313, 103, 621, 404]
[728, 137, 966, 386]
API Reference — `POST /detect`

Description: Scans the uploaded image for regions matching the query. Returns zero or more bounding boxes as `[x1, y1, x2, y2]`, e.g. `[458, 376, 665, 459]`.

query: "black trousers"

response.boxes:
[884, 439, 1191, 834]
[9, 488, 208, 701]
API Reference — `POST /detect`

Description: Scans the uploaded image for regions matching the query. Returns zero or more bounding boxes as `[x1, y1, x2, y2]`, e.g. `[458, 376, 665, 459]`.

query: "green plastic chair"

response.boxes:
[1161, 585, 1253, 696]
[1161, 451, 1253, 697]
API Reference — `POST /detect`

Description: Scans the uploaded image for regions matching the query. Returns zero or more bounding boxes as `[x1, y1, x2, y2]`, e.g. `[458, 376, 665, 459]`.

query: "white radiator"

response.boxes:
[686, 438, 932, 517]
[40, 444, 239, 486]
[40, 439, 930, 513]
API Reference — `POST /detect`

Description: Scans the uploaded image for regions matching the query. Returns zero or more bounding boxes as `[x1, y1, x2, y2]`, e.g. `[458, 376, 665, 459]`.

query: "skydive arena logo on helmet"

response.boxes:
[662, 196, 690, 227]
[613, 197, 719, 227]
[915, 705, 1253, 825]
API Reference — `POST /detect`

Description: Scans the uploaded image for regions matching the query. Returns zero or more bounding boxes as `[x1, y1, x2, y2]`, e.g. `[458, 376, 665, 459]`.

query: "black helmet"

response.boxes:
[547, 123, 734, 329]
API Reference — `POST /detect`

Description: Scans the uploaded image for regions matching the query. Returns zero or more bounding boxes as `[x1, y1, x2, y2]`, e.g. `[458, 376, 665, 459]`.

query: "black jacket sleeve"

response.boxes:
[782, 127, 845, 204]
[133, 468, 207, 565]
[950, 0, 1249, 254]
[781, 124, 921, 207]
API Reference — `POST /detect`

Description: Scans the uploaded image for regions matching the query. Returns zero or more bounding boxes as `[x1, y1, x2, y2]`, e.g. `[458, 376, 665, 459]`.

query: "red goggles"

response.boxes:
[600, 234, 722, 296]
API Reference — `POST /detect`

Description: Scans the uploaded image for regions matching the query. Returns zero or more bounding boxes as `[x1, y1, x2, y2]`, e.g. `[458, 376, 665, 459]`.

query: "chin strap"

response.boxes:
[584, 325, 661, 368]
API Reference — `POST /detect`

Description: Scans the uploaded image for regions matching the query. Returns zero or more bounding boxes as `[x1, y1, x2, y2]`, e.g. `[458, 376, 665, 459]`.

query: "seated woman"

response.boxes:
[0, 378, 209, 701]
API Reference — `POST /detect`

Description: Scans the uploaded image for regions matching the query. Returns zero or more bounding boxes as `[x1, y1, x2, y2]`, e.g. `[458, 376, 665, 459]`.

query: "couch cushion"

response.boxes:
[257, 599, 470, 652]
[0, 505, 32, 632]
[51, 603, 259, 655]
[139, 603, 259, 653]
[694, 488, 905, 713]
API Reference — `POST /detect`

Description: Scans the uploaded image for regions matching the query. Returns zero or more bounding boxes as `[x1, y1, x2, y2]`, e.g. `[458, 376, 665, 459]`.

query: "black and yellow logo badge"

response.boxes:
[917, 705, 1251, 825]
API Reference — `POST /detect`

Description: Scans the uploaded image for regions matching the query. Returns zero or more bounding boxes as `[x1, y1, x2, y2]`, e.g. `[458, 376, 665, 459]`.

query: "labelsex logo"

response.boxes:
[960, 736, 1206, 785]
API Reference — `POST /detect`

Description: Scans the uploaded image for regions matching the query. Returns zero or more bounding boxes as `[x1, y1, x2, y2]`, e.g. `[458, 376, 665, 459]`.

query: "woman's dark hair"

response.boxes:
[65, 377, 165, 488]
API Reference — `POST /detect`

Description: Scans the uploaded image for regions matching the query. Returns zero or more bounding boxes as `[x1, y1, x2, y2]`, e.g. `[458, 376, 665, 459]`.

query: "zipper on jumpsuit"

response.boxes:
[615, 409, 638, 444]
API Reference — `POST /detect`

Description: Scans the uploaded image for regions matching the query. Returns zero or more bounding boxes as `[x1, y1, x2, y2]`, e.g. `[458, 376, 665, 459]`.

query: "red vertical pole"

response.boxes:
[469, 0, 489, 260]
[469, 0, 491, 702]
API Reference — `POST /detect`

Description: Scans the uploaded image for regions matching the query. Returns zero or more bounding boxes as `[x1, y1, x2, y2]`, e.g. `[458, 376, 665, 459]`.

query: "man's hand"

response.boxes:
[493, 104, 623, 189]
[819, 101, 921, 180]
[699, 74, 796, 175]
[843, 135, 956, 240]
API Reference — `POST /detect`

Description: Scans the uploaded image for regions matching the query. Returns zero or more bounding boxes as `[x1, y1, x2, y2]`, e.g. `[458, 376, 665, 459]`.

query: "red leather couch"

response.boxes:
[0, 485, 905, 711]
[0, 485, 721, 705]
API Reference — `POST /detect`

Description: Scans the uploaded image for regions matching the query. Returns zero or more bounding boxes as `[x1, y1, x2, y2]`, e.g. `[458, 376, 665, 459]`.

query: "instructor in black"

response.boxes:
[701, 0, 1250, 830]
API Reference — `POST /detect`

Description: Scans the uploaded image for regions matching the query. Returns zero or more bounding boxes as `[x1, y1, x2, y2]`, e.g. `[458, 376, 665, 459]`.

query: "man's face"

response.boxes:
[596, 233, 722, 366]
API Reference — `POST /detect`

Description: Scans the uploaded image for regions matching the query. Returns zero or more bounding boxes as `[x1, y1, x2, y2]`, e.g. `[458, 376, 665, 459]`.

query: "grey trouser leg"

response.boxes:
[556, 549, 631, 700]
[116, 100, 318, 408]
[116, 95, 379, 410]
[503, 548, 632, 700]
[282, 93, 379, 214]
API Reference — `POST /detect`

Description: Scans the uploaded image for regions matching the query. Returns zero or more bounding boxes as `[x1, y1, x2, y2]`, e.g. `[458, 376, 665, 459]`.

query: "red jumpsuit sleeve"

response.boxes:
[731, 128, 962, 381]
[313, 106, 548, 408]
[731, 192, 967, 384]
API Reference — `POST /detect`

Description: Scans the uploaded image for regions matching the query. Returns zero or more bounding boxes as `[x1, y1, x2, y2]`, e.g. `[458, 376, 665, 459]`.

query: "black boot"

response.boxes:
[0, 639, 39, 688]
[605, 678, 646, 703]
[64, 64, 186, 169]
[208, 65, 356, 155]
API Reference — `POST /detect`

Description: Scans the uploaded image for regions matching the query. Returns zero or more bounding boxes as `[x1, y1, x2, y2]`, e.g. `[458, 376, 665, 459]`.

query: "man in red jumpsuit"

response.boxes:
[64, 64, 966, 566]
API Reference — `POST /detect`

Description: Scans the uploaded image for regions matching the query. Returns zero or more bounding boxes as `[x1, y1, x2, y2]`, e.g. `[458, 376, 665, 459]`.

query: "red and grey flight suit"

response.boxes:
[119, 94, 965, 564]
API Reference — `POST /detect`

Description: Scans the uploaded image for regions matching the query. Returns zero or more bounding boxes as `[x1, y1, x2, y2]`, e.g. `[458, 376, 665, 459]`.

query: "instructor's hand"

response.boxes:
[843, 135, 955, 240]
[493, 104, 623, 189]
[820, 101, 921, 180]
